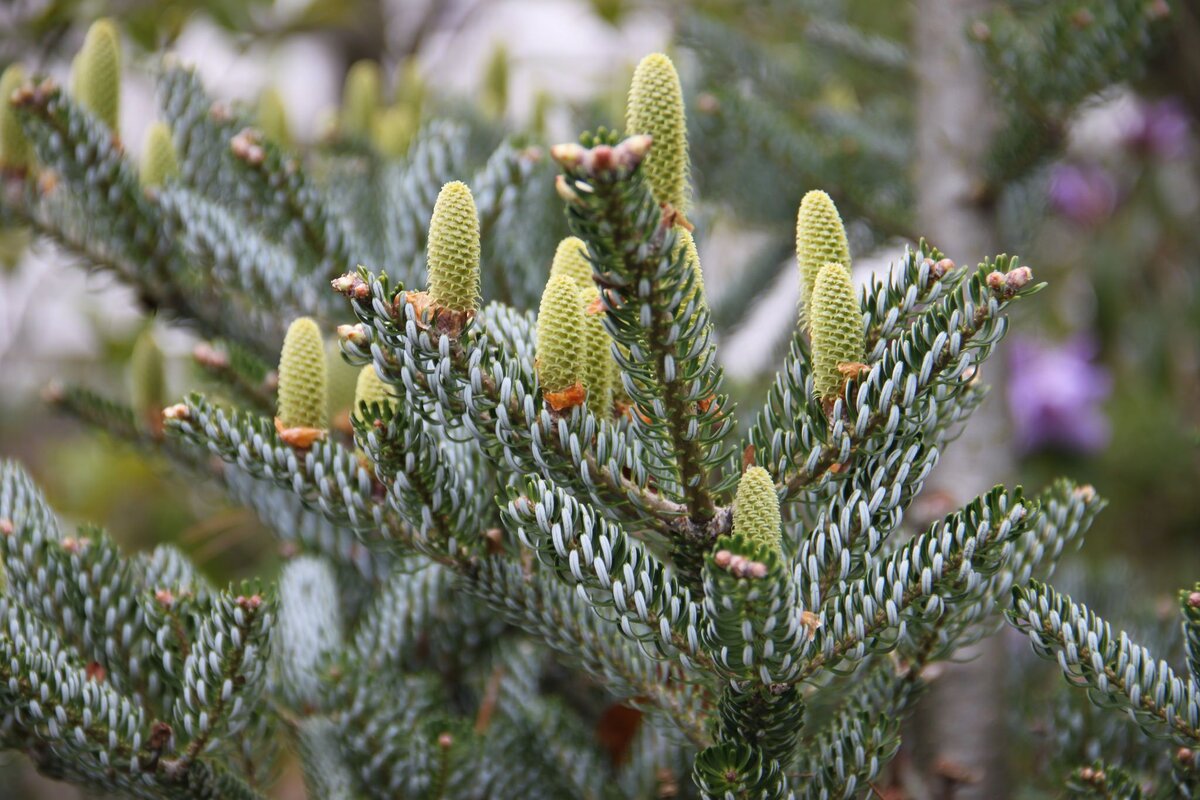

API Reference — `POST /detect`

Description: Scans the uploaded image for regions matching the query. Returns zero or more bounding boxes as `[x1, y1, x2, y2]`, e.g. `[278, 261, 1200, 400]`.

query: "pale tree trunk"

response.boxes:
[911, 1, 1013, 798]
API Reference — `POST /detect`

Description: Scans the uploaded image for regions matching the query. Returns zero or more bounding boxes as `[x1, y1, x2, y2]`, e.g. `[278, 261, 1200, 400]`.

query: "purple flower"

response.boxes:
[1047, 163, 1119, 226]
[1123, 98, 1191, 160]
[1007, 335, 1112, 456]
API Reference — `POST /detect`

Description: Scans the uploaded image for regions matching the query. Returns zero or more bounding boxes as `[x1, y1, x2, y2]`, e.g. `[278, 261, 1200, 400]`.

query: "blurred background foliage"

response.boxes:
[0, 0, 1197, 796]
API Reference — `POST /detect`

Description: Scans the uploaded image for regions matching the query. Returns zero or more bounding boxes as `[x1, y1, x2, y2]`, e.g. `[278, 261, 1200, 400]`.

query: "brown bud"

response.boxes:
[1069, 8, 1095, 28]
[970, 20, 991, 41]
[985, 271, 1007, 292]
[230, 128, 266, 165]
[550, 142, 586, 169]
[438, 732, 453, 749]
[484, 527, 504, 556]
[337, 323, 367, 346]
[1146, 0, 1170, 19]
[1072, 484, 1097, 503]
[331, 272, 370, 299]
[696, 93, 720, 114]
[1188, 591, 1200, 609]
[931, 257, 955, 281]
[192, 342, 229, 370]
[0, 518, 13, 536]
[154, 589, 176, 607]
[713, 549, 732, 568]
[85, 661, 106, 683]
[621, 134, 653, 162]
[589, 144, 614, 172]
[60, 536, 88, 554]
[163, 403, 190, 421]
[1178, 747, 1195, 764]
[41, 381, 65, 404]
[1005, 266, 1033, 290]
[237, 594, 264, 611]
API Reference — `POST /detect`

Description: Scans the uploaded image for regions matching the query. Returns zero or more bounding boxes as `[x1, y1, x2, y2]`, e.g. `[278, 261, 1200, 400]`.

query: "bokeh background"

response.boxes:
[1, 0, 1197, 797]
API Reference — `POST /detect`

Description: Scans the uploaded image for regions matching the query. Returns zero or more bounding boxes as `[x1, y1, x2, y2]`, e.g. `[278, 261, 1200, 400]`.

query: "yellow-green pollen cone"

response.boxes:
[809, 262, 864, 402]
[549, 236, 593, 292]
[579, 287, 613, 413]
[72, 19, 122, 134]
[675, 228, 709, 328]
[352, 365, 394, 422]
[342, 60, 382, 139]
[257, 87, 291, 147]
[796, 190, 851, 331]
[129, 328, 165, 431]
[138, 122, 178, 189]
[372, 105, 416, 158]
[426, 181, 481, 315]
[481, 44, 509, 120]
[0, 64, 32, 171]
[536, 275, 586, 402]
[626, 52, 689, 212]
[732, 466, 783, 555]
[277, 317, 328, 430]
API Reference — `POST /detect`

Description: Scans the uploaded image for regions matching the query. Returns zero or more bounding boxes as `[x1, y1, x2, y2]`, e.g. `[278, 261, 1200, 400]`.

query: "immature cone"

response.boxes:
[129, 328, 165, 433]
[138, 122, 178, 189]
[796, 190, 851, 330]
[579, 287, 613, 412]
[536, 275, 586, 407]
[372, 106, 415, 158]
[426, 181, 481, 315]
[72, 19, 122, 134]
[277, 317, 328, 431]
[809, 263, 864, 402]
[342, 60, 382, 139]
[549, 236, 593, 292]
[625, 53, 689, 212]
[352, 365, 394, 421]
[732, 466, 782, 555]
[676, 229, 709, 326]
[482, 44, 509, 120]
[0, 64, 32, 171]
[395, 57, 425, 113]
[257, 87, 291, 147]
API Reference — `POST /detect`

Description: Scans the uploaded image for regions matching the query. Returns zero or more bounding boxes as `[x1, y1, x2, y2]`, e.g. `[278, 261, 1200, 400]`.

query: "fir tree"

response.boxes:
[0, 20, 1194, 800]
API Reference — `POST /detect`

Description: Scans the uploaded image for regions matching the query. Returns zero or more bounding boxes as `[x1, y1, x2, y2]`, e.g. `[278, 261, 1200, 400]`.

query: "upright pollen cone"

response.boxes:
[549, 236, 593, 292]
[809, 263, 864, 403]
[372, 105, 415, 158]
[0, 65, 32, 171]
[733, 466, 783, 555]
[72, 18, 122, 135]
[796, 190, 850, 331]
[579, 286, 613, 413]
[352, 365, 394, 423]
[129, 328, 165, 435]
[626, 53, 689, 212]
[426, 181, 481, 317]
[257, 87, 292, 147]
[276, 317, 328, 446]
[342, 60, 382, 139]
[536, 275, 586, 411]
[138, 122, 178, 189]
[675, 229, 709, 328]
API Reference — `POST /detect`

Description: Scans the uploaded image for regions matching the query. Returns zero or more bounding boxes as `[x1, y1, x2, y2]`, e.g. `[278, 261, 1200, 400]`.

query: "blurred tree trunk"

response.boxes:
[910, 1, 1012, 798]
